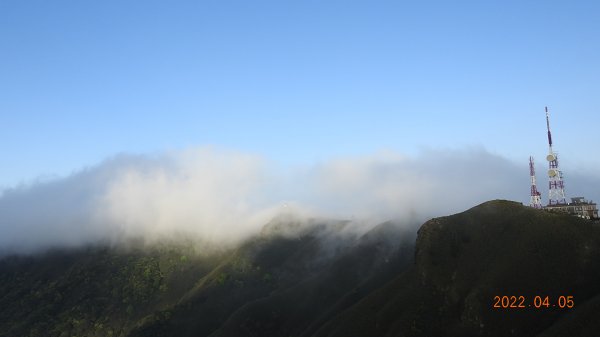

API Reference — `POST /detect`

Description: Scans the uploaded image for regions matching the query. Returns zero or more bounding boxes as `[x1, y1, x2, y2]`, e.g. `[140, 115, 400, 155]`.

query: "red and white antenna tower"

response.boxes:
[545, 107, 566, 205]
[529, 156, 542, 208]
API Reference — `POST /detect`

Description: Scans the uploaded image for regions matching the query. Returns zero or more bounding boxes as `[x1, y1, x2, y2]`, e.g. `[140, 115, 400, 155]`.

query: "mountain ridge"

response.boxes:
[1, 200, 599, 337]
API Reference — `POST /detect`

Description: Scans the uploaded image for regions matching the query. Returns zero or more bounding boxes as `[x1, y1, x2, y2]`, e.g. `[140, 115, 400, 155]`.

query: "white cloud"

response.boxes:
[1, 145, 594, 254]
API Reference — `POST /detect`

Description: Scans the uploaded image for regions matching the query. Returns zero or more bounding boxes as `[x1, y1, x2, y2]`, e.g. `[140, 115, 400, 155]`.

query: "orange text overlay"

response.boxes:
[493, 295, 574, 309]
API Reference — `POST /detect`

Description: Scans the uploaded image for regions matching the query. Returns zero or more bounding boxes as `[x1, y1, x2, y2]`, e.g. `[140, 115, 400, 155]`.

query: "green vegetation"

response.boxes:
[0, 242, 221, 337]
[2, 201, 600, 337]
[313, 200, 600, 337]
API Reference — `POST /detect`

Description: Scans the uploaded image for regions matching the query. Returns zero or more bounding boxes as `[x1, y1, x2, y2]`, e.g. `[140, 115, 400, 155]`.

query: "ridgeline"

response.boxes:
[1, 200, 599, 337]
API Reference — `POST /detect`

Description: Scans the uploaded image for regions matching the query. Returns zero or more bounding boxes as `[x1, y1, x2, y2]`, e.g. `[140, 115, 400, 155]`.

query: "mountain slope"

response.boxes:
[0, 216, 416, 337]
[127, 218, 415, 337]
[0, 242, 223, 337]
[313, 200, 600, 337]
[2, 200, 599, 337]
[209, 221, 414, 337]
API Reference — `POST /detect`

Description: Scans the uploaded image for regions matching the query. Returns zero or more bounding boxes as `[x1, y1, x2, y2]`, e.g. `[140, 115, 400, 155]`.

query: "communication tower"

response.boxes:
[545, 107, 567, 205]
[529, 156, 542, 208]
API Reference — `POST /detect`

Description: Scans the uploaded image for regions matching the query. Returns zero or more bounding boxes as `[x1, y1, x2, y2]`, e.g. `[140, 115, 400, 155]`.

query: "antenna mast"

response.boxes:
[545, 107, 566, 205]
[529, 156, 542, 208]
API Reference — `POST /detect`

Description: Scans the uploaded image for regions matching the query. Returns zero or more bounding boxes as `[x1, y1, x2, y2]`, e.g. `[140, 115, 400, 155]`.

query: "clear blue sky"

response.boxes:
[1, 0, 599, 189]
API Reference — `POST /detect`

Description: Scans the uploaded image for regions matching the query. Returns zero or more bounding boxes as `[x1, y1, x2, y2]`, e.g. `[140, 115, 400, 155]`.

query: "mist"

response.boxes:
[1, 146, 596, 254]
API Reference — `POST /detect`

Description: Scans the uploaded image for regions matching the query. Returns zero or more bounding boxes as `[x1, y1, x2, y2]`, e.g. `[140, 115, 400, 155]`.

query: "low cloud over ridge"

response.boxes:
[1, 146, 595, 254]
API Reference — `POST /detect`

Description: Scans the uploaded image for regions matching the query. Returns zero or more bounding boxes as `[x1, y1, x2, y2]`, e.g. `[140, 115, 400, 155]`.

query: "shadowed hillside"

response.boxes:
[2, 200, 600, 337]
[313, 200, 600, 337]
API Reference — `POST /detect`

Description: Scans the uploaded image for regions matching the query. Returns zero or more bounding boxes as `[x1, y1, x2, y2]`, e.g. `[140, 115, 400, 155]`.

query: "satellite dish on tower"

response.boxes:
[548, 169, 558, 177]
[546, 154, 556, 161]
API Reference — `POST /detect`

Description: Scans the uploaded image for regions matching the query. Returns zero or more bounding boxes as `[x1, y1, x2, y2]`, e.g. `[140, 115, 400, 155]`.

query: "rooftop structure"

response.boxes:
[545, 197, 599, 220]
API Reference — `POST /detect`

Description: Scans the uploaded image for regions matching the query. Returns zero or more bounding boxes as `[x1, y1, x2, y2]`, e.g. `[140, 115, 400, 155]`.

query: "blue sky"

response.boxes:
[1, 0, 599, 190]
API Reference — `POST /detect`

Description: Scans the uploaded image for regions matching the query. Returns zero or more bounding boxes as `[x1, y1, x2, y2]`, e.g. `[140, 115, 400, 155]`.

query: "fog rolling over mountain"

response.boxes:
[0, 146, 552, 254]
[0, 213, 418, 337]
[1, 200, 600, 337]
[2, 146, 600, 336]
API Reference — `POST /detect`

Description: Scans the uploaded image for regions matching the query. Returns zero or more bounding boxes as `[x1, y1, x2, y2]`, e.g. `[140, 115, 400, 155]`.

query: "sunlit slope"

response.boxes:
[0, 217, 415, 337]
[0, 242, 222, 337]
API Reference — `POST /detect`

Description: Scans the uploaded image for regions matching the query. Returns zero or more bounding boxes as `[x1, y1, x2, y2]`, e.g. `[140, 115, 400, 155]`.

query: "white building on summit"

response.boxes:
[544, 197, 599, 220]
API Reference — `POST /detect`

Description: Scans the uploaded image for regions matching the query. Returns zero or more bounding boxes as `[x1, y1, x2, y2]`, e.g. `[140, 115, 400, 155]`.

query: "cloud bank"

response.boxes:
[1, 146, 596, 254]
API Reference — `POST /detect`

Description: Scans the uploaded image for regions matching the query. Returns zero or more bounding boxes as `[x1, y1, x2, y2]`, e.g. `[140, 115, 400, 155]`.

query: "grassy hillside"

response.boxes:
[0, 217, 415, 337]
[314, 200, 600, 337]
[0, 241, 224, 337]
[128, 219, 415, 337]
[2, 201, 599, 337]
